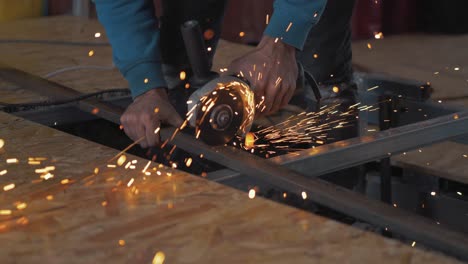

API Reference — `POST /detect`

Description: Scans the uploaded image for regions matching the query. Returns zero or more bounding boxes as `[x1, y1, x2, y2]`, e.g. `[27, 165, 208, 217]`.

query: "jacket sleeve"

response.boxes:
[264, 0, 328, 50]
[94, 0, 166, 98]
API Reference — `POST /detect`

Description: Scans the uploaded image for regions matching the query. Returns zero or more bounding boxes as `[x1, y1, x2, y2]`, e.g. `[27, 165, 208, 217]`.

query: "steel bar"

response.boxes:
[209, 110, 468, 183]
[4, 67, 468, 260]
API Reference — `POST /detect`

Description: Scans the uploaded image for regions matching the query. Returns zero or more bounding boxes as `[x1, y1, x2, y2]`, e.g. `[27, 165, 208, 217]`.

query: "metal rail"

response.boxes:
[209, 110, 468, 181]
[3, 67, 468, 260]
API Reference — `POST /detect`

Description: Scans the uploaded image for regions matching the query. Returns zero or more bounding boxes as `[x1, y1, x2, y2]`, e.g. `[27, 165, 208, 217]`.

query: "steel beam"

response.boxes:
[209, 110, 468, 182]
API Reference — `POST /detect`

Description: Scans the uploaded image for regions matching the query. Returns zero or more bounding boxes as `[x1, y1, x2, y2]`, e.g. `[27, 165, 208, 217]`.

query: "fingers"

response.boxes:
[163, 106, 184, 128]
[271, 82, 288, 114]
[280, 79, 296, 109]
[135, 124, 148, 148]
[263, 76, 279, 114]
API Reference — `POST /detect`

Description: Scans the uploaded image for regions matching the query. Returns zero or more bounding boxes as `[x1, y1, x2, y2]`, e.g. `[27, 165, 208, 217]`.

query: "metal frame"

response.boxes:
[2, 67, 468, 260]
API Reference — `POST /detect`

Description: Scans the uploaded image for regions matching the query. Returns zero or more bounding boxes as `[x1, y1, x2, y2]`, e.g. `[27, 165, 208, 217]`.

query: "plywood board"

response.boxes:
[0, 112, 461, 263]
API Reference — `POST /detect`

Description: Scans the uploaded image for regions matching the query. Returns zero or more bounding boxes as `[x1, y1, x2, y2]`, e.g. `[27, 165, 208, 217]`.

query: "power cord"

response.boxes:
[0, 88, 130, 113]
[44, 65, 116, 78]
[0, 39, 110, 47]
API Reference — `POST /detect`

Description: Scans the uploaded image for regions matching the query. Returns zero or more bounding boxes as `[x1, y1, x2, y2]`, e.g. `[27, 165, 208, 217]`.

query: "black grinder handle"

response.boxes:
[180, 20, 212, 81]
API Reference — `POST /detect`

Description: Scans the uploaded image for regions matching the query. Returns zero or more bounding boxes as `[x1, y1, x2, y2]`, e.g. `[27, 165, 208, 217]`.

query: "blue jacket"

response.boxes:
[94, 0, 327, 98]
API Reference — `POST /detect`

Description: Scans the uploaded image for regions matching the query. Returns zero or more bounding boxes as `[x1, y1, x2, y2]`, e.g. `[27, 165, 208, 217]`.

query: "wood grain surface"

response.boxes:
[0, 111, 462, 263]
[353, 34, 468, 100]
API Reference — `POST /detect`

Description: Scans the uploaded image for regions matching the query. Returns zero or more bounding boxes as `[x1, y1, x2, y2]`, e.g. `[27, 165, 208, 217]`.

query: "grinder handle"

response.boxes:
[181, 20, 211, 81]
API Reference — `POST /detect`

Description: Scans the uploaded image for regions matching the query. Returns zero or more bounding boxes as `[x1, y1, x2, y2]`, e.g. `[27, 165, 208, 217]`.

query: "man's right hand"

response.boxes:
[120, 88, 183, 148]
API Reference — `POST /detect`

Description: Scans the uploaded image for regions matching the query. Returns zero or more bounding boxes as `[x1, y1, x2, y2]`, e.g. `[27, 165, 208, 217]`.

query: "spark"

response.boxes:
[301, 191, 307, 199]
[127, 178, 135, 187]
[454, 67, 460, 71]
[203, 29, 215, 40]
[88, 50, 94, 57]
[393, 203, 397, 207]
[180, 71, 186, 80]
[239, 31, 245, 37]
[248, 189, 256, 199]
[6, 158, 18, 164]
[142, 161, 151, 173]
[367, 43, 372, 49]
[16, 202, 27, 210]
[244, 132, 255, 149]
[117, 155, 127, 166]
[332, 86, 340, 93]
[152, 251, 166, 264]
[0, 210, 12, 215]
[367, 85, 379, 91]
[185, 158, 192, 167]
[411, 241, 416, 247]
[101, 201, 108, 207]
[46, 195, 54, 201]
[283, 192, 287, 198]
[275, 77, 282, 87]
[107, 164, 116, 168]
[0, 139, 4, 148]
[457, 191, 463, 196]
[40, 173, 54, 180]
[3, 183, 15, 191]
[94, 32, 101, 38]
[285, 22, 293, 32]
[313, 53, 318, 59]
[0, 170, 7, 176]
[266, 14, 270, 24]
[118, 240, 126, 246]
[430, 191, 436, 196]
[207, 47, 212, 52]
[61, 179, 70, 185]
[374, 32, 384, 39]
[144, 78, 149, 84]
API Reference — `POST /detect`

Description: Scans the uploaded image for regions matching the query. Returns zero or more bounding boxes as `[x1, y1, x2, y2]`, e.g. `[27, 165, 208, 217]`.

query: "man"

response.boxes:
[94, 0, 356, 148]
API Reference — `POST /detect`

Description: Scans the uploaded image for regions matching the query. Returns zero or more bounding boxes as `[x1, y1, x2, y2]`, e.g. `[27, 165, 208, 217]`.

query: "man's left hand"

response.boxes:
[228, 35, 298, 115]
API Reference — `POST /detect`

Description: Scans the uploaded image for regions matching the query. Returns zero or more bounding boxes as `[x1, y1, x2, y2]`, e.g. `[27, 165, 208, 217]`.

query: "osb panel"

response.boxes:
[0, 112, 461, 263]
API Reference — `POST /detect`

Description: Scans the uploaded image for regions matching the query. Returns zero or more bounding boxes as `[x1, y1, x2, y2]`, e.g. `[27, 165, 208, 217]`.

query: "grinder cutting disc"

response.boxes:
[194, 87, 245, 145]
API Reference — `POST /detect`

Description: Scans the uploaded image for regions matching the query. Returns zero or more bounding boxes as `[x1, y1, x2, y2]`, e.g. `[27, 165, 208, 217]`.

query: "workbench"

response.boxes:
[0, 110, 461, 263]
[0, 16, 466, 263]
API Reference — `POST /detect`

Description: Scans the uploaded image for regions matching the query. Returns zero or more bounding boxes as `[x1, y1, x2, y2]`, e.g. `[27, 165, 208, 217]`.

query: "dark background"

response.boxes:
[47, 0, 468, 43]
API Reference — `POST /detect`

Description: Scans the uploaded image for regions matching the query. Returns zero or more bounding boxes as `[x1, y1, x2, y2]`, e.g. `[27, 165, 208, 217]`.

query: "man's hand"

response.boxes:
[120, 88, 183, 148]
[228, 35, 298, 115]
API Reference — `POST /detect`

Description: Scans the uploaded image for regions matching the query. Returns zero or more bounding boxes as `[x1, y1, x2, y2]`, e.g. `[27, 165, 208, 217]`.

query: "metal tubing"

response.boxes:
[208, 110, 468, 182]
